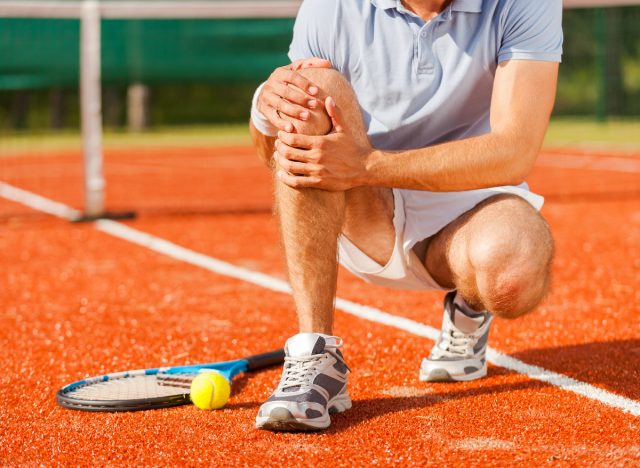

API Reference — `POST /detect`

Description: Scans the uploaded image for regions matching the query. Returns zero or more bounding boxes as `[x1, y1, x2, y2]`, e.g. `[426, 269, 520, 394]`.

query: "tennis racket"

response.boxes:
[56, 349, 285, 412]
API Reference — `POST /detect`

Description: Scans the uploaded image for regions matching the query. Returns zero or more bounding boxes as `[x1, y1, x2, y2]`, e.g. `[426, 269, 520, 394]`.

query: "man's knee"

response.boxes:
[296, 68, 351, 96]
[282, 68, 360, 136]
[468, 201, 554, 319]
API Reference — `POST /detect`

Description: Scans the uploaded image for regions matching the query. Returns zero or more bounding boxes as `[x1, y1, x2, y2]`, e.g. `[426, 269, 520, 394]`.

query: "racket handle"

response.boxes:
[245, 349, 285, 371]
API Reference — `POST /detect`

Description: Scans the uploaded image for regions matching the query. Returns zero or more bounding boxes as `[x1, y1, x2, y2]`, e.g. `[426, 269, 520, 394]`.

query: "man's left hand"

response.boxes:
[274, 97, 373, 191]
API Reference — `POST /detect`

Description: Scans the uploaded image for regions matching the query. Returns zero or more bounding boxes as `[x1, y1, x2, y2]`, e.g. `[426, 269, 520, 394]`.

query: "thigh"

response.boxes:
[289, 68, 397, 265]
[341, 186, 396, 266]
[422, 194, 553, 289]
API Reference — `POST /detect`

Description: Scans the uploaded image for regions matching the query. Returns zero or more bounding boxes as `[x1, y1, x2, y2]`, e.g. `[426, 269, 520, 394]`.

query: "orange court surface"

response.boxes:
[1, 142, 639, 466]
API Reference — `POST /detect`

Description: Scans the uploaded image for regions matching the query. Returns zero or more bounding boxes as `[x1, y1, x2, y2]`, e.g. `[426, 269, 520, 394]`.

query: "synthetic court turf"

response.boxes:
[1, 145, 639, 465]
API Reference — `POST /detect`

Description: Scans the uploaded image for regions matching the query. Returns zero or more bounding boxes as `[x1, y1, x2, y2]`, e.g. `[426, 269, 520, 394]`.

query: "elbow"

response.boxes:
[501, 140, 539, 186]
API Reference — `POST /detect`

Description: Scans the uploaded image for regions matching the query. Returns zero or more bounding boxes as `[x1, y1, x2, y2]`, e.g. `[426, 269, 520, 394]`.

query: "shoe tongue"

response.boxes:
[285, 333, 328, 357]
[452, 308, 485, 334]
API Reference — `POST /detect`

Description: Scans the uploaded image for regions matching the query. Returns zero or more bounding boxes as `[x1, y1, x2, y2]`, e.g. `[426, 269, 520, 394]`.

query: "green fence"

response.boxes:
[0, 18, 294, 89]
[557, 6, 640, 120]
[1, 6, 639, 128]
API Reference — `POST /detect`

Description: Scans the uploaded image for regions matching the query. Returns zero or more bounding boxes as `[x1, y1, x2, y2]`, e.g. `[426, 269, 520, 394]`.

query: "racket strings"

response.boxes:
[68, 375, 190, 401]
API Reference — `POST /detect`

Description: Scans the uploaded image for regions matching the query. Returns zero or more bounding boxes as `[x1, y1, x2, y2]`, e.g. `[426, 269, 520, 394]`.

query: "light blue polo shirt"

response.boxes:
[288, 0, 563, 151]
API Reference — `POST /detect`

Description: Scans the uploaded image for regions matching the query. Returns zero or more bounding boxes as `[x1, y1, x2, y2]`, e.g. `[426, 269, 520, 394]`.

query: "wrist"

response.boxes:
[250, 83, 278, 137]
[362, 149, 387, 186]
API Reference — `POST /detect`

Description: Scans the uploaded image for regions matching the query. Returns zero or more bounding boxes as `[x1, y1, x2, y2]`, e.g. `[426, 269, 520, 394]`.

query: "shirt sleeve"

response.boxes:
[498, 0, 563, 63]
[288, 0, 338, 63]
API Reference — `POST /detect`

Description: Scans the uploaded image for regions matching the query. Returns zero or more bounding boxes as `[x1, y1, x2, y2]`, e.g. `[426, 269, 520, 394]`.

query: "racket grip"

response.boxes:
[245, 349, 285, 371]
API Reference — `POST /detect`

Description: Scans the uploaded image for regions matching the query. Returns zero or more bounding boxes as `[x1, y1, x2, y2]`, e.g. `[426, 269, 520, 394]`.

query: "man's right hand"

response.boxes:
[257, 58, 332, 132]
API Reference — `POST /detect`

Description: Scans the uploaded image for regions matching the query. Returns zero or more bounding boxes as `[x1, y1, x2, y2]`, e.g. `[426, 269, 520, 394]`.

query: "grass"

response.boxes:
[0, 124, 250, 157]
[1, 118, 639, 157]
[544, 117, 640, 153]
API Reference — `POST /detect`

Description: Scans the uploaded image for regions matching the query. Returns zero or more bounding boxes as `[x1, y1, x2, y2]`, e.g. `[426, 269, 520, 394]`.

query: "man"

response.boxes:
[249, 0, 562, 431]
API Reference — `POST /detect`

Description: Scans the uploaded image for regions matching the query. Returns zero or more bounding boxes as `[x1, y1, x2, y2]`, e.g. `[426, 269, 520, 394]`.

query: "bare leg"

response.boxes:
[421, 194, 554, 318]
[273, 68, 395, 333]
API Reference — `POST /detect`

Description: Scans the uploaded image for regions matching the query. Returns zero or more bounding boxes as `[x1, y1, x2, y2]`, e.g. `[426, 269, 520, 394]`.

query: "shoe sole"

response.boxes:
[419, 365, 487, 382]
[256, 394, 352, 432]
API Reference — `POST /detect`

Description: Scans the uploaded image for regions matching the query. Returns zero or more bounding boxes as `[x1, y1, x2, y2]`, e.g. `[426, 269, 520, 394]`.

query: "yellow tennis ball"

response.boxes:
[190, 371, 231, 410]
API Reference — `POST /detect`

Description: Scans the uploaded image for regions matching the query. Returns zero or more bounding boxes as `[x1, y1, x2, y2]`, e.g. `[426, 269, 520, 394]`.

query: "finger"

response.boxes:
[277, 131, 316, 150]
[272, 82, 317, 112]
[275, 68, 319, 96]
[277, 170, 321, 189]
[265, 108, 294, 133]
[277, 156, 316, 176]
[325, 96, 344, 133]
[275, 139, 312, 161]
[263, 91, 310, 121]
[289, 60, 302, 71]
[291, 58, 332, 70]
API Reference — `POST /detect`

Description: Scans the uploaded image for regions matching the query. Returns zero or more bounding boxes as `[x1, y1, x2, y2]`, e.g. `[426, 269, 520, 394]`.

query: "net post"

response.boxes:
[80, 0, 105, 218]
[594, 7, 608, 122]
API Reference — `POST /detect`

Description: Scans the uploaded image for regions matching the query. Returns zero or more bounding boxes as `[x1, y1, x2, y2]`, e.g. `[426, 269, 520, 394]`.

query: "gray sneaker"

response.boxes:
[419, 291, 493, 382]
[255, 333, 351, 431]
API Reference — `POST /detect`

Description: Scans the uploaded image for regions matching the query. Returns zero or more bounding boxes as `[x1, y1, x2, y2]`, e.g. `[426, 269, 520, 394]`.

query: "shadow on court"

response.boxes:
[225, 370, 550, 431]
[511, 339, 640, 401]
[224, 340, 640, 430]
[328, 378, 547, 434]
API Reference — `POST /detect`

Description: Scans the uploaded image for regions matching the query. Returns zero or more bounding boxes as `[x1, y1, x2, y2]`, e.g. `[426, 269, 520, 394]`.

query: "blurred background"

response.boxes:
[1, 0, 639, 217]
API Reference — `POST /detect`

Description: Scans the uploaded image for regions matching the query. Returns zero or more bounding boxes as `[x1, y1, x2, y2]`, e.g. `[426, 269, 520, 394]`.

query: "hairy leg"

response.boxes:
[274, 68, 394, 333]
[422, 194, 554, 318]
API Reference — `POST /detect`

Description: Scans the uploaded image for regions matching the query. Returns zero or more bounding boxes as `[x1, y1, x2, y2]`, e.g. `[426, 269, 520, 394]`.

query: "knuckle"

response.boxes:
[291, 71, 305, 85]
[276, 81, 288, 95]
[267, 93, 279, 106]
[283, 102, 296, 115]
[287, 149, 298, 160]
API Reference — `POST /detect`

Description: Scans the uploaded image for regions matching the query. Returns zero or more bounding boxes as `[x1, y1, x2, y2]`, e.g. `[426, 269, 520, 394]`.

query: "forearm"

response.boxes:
[365, 131, 539, 192]
[365, 60, 557, 192]
[250, 120, 276, 168]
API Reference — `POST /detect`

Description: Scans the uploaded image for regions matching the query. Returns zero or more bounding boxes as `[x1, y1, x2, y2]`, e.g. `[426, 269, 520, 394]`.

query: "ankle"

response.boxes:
[454, 291, 486, 317]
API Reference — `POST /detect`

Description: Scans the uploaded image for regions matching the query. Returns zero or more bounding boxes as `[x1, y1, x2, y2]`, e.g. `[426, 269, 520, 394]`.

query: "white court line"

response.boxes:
[2, 181, 639, 418]
[0, 182, 81, 220]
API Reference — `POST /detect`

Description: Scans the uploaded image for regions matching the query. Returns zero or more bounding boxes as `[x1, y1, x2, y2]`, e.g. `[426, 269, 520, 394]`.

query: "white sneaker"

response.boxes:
[255, 333, 351, 431]
[420, 291, 493, 382]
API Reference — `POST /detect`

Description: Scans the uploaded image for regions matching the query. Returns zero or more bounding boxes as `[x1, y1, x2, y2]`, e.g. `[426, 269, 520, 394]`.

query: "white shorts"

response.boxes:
[337, 184, 544, 291]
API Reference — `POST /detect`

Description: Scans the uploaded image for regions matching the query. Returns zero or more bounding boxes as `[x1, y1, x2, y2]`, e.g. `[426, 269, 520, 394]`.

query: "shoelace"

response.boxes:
[279, 340, 344, 390]
[434, 327, 484, 358]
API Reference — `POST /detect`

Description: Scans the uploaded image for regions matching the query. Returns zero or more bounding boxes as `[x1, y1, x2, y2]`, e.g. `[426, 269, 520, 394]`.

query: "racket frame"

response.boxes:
[56, 349, 284, 412]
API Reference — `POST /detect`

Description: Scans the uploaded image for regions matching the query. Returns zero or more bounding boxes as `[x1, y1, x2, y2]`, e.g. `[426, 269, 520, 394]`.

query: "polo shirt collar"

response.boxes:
[370, 0, 397, 10]
[371, 0, 483, 13]
[452, 0, 483, 13]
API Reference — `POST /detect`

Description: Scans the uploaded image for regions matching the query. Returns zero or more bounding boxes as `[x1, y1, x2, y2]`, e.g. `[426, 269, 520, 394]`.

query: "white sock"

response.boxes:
[454, 291, 485, 317]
